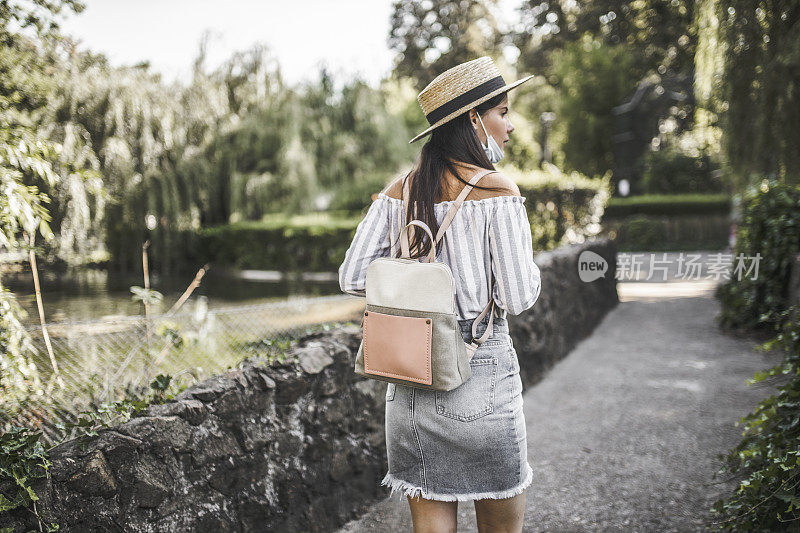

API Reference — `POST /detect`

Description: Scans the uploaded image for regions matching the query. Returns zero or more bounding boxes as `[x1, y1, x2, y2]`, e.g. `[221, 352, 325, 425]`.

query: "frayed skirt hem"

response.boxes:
[381, 463, 533, 502]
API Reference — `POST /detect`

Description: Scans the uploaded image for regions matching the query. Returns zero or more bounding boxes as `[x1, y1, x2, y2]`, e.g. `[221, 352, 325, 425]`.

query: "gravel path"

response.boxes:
[338, 274, 785, 532]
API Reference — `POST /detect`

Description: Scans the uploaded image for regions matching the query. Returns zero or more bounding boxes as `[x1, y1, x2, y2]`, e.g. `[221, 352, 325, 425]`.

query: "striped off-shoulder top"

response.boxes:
[338, 190, 542, 321]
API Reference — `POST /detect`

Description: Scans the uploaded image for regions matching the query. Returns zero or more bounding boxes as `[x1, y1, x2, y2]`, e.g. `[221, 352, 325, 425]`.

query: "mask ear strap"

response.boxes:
[477, 113, 490, 144]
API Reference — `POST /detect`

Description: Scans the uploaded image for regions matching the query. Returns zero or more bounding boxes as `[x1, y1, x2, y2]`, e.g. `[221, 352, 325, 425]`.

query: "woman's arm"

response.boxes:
[338, 198, 392, 297]
[488, 196, 542, 315]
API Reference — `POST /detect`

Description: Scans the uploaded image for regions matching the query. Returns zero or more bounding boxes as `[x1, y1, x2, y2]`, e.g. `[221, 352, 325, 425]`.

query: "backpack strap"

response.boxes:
[444, 169, 497, 359]
[399, 168, 497, 257]
[399, 174, 417, 256]
[399, 220, 437, 262]
[466, 297, 497, 358]
[399, 168, 500, 357]
[436, 169, 499, 355]
[434, 169, 496, 244]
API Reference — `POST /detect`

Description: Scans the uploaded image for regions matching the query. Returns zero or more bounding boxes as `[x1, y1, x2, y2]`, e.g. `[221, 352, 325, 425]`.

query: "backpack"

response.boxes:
[354, 168, 499, 391]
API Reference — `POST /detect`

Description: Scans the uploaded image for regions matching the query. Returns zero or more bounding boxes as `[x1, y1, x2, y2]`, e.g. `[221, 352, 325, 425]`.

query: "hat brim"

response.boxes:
[409, 74, 535, 144]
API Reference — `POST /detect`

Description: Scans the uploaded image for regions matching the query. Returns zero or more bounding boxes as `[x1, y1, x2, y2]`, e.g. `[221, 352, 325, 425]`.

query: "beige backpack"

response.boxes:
[354, 169, 498, 391]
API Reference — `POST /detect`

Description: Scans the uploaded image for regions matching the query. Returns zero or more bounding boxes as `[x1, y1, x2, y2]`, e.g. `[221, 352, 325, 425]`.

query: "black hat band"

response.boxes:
[424, 75, 506, 126]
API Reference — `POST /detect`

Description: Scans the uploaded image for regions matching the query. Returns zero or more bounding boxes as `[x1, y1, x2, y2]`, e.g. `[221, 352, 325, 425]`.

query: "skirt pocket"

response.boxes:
[434, 356, 498, 422]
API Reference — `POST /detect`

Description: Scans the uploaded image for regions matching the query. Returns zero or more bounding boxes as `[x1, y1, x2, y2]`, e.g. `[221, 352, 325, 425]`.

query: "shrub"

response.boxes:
[505, 163, 611, 252]
[715, 179, 800, 331]
[626, 215, 669, 249]
[709, 304, 800, 531]
[641, 144, 723, 195]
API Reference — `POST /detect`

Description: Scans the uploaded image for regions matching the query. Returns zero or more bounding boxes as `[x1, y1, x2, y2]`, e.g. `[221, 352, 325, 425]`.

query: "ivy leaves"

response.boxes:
[0, 426, 51, 520]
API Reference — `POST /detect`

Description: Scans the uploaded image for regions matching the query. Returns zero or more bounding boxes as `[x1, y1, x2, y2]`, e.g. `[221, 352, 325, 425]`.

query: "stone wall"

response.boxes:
[0, 238, 619, 532]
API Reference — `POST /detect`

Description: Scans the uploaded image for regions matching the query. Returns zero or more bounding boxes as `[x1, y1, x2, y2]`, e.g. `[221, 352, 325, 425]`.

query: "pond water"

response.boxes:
[2, 266, 343, 325]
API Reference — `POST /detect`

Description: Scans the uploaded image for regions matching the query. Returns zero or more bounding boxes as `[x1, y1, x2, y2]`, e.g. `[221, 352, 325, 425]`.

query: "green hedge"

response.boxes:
[198, 165, 611, 271]
[198, 214, 359, 272]
[505, 164, 611, 252]
[602, 214, 730, 252]
[602, 193, 731, 219]
[715, 179, 800, 331]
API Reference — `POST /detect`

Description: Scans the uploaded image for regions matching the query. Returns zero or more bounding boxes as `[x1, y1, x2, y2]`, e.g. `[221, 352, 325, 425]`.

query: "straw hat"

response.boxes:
[409, 56, 534, 144]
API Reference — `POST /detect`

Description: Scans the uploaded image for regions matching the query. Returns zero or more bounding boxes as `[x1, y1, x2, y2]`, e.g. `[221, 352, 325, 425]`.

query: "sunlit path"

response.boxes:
[338, 259, 784, 532]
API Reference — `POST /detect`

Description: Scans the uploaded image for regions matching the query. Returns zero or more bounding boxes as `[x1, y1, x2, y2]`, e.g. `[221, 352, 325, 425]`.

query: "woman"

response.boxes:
[338, 56, 542, 532]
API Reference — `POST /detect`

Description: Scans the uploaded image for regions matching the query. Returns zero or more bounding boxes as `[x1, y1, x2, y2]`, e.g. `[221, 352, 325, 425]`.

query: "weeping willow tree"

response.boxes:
[43, 38, 235, 273]
[38, 29, 418, 274]
[692, 0, 725, 157]
[714, 0, 800, 189]
[44, 37, 301, 273]
[297, 68, 416, 212]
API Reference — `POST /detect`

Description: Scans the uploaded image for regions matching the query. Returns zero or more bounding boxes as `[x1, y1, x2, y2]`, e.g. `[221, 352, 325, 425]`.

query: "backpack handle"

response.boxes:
[399, 220, 436, 262]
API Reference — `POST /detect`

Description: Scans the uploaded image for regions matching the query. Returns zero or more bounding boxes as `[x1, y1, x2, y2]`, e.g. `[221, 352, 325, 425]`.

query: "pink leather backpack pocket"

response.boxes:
[363, 310, 433, 385]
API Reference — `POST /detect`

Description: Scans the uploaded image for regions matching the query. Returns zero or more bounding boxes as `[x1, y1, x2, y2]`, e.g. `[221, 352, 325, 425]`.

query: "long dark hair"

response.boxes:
[399, 91, 509, 261]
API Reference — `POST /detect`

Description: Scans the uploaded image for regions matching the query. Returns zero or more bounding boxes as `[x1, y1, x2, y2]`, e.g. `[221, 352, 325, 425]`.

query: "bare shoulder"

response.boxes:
[465, 171, 521, 201]
[482, 171, 522, 196]
[381, 169, 521, 202]
[382, 175, 405, 200]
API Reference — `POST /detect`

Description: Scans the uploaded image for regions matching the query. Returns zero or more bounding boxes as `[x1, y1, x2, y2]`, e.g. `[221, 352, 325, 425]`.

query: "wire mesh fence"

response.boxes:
[1, 294, 365, 445]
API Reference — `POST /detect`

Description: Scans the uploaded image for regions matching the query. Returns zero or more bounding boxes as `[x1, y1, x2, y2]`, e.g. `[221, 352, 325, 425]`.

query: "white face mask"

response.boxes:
[477, 112, 504, 164]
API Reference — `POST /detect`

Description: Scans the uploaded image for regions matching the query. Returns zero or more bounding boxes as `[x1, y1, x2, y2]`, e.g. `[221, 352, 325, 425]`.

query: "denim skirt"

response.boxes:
[381, 314, 533, 502]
